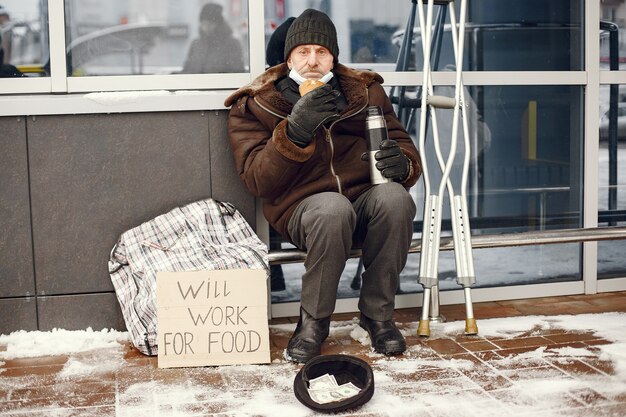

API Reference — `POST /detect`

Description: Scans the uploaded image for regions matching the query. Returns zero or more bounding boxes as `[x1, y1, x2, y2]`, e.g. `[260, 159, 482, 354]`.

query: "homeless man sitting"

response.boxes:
[224, 9, 422, 363]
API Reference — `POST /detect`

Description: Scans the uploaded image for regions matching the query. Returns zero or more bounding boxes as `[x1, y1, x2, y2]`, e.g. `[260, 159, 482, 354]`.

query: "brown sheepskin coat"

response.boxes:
[224, 63, 421, 239]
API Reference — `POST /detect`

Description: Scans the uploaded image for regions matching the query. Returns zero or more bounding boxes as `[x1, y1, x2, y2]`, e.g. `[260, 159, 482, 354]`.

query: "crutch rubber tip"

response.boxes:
[417, 320, 430, 337]
[464, 318, 478, 335]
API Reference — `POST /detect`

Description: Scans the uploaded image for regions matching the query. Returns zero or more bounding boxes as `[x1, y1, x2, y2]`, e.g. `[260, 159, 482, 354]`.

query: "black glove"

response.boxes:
[287, 84, 340, 147]
[373, 139, 411, 181]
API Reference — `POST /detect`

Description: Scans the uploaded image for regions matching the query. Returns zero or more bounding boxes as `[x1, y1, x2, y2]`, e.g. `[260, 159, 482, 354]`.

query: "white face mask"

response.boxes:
[288, 67, 334, 85]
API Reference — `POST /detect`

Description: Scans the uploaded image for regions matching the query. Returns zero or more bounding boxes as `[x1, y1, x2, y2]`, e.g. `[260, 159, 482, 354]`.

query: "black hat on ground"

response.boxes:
[293, 354, 375, 413]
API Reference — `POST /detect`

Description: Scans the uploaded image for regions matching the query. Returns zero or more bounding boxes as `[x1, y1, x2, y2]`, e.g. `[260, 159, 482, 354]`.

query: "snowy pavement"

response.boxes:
[1, 308, 625, 416]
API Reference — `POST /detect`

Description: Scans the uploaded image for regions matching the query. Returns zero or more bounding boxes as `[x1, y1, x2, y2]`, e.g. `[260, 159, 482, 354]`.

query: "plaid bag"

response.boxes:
[108, 199, 269, 355]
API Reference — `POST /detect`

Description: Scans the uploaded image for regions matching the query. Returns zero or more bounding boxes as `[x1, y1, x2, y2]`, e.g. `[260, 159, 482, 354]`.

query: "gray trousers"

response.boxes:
[286, 182, 416, 321]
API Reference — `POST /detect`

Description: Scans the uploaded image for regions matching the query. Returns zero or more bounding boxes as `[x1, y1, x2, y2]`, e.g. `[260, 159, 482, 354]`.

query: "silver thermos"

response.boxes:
[365, 106, 391, 185]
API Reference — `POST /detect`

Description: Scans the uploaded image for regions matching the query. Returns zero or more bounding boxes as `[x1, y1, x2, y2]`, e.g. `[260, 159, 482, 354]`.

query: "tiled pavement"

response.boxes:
[1, 291, 626, 416]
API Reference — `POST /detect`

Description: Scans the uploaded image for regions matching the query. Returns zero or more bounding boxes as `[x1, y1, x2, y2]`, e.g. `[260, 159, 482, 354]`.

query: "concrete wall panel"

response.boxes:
[28, 112, 212, 295]
[37, 293, 126, 331]
[208, 110, 256, 227]
[0, 116, 35, 298]
[0, 297, 37, 334]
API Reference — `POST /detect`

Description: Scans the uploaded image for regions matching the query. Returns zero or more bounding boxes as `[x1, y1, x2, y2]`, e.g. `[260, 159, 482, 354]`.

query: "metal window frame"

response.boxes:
[0, 0, 266, 99]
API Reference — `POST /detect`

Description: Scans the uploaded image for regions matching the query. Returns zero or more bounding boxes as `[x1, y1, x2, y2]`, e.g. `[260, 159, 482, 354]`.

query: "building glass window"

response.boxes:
[459, 0, 583, 71]
[272, 84, 584, 304]
[597, 91, 626, 279]
[264, 1, 413, 70]
[597, 77, 626, 277]
[269, 1, 586, 305]
[64, 0, 249, 76]
[266, 0, 583, 72]
[598, 3, 626, 280]
[410, 85, 584, 292]
[0, 0, 49, 77]
[601, 2, 624, 71]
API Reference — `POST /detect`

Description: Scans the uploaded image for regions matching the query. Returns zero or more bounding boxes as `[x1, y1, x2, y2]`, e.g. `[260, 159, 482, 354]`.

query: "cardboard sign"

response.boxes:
[156, 269, 270, 368]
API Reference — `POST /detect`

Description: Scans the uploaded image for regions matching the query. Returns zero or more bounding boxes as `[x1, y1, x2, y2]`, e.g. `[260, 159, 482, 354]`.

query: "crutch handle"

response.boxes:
[427, 95, 456, 109]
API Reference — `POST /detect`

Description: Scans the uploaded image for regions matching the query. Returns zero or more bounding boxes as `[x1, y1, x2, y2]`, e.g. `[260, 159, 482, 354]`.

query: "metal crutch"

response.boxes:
[389, 0, 449, 129]
[416, 0, 478, 337]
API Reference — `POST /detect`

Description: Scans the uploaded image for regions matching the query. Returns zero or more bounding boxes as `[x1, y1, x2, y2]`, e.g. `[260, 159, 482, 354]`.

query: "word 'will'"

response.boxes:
[177, 279, 231, 300]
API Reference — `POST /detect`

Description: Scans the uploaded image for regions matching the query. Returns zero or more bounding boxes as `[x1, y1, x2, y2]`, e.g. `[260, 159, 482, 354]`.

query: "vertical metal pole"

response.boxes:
[416, 0, 437, 338]
[49, 0, 68, 91]
[599, 21, 619, 226]
[429, 285, 445, 322]
[608, 25, 619, 225]
[393, 0, 418, 124]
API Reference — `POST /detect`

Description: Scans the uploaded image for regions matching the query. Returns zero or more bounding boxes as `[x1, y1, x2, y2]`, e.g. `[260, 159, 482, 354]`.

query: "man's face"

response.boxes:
[287, 44, 334, 80]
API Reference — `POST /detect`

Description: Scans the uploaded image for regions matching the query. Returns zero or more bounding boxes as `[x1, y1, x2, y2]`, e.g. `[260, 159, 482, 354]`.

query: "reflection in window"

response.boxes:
[266, 0, 583, 72]
[598, 85, 626, 279]
[601, 2, 626, 70]
[264, 1, 412, 71]
[0, 0, 48, 77]
[64, 0, 249, 76]
[179, 3, 245, 74]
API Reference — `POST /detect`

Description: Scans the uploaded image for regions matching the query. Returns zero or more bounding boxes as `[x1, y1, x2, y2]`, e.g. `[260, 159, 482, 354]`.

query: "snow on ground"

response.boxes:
[0, 313, 625, 416]
[0, 328, 128, 360]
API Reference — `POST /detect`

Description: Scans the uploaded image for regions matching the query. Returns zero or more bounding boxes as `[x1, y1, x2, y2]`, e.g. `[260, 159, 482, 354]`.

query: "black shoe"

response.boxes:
[286, 308, 330, 363]
[359, 314, 406, 355]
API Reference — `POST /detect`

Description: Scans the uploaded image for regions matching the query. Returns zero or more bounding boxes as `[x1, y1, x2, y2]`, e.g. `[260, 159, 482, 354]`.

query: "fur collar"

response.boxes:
[224, 63, 384, 115]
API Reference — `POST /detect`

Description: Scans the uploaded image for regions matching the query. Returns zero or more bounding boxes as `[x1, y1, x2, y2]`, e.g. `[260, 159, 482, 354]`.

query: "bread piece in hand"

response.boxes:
[299, 79, 325, 96]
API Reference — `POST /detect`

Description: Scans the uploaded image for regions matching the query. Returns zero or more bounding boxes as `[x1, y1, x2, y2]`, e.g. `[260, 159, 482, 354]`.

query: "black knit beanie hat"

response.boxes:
[284, 9, 339, 62]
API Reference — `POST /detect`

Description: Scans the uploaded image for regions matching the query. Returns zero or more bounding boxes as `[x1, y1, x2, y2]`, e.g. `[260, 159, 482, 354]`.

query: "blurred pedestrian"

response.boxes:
[0, 4, 13, 65]
[181, 3, 245, 73]
[0, 32, 22, 77]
